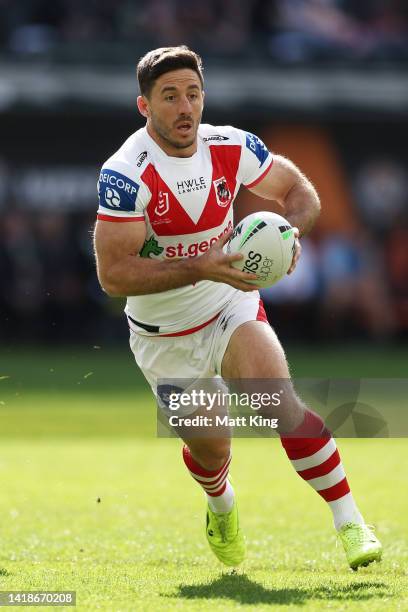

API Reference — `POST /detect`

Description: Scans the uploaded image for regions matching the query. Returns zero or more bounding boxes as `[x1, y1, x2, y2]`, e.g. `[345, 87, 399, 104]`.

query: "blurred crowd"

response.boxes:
[262, 156, 408, 342]
[0, 153, 407, 346]
[1, 0, 408, 63]
[0, 0, 407, 345]
[0, 210, 110, 345]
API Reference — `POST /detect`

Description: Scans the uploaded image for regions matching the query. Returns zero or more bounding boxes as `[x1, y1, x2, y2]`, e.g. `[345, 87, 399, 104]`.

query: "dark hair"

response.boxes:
[137, 46, 204, 97]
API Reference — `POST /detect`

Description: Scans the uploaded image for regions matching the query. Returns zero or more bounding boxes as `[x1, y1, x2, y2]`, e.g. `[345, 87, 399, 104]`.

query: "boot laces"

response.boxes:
[214, 512, 235, 543]
[338, 523, 376, 547]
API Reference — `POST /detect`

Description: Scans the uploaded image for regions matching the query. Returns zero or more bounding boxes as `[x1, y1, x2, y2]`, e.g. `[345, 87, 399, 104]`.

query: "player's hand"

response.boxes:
[287, 227, 301, 275]
[194, 230, 260, 292]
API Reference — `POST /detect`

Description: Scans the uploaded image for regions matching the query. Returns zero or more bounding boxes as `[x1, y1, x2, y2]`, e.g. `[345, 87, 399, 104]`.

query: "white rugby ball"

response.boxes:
[226, 211, 295, 288]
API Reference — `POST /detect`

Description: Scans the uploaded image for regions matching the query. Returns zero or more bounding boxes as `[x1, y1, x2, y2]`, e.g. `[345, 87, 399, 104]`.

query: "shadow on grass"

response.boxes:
[0, 568, 11, 576]
[166, 573, 390, 606]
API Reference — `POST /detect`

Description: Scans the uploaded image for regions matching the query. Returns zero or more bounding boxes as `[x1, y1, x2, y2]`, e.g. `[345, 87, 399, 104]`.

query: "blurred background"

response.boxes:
[1, 6, 407, 603]
[1, 0, 408, 350]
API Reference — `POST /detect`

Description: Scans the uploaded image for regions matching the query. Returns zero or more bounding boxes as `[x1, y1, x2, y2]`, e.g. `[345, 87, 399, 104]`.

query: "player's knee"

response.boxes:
[259, 382, 305, 431]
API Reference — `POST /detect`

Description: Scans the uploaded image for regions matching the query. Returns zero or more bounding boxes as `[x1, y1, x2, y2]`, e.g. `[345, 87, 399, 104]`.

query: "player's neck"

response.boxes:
[146, 123, 197, 158]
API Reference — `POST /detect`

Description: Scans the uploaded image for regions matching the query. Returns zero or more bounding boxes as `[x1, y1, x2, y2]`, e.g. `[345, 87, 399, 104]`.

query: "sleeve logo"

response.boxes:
[245, 133, 269, 167]
[104, 187, 121, 208]
[98, 169, 140, 211]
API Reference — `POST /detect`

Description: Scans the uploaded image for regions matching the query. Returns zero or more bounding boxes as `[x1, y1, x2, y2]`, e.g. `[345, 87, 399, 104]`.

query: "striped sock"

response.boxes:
[182, 445, 235, 513]
[280, 409, 364, 530]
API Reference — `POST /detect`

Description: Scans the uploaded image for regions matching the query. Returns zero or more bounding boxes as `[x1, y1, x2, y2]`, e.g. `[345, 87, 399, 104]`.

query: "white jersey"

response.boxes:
[97, 124, 273, 336]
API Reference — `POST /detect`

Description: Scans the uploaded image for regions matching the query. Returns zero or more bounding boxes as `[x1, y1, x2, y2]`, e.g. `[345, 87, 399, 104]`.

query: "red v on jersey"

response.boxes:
[143, 145, 241, 237]
[198, 145, 241, 230]
[97, 123, 274, 335]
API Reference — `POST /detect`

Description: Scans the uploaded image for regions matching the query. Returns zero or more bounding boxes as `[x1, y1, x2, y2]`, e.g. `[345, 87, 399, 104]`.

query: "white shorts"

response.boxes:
[129, 290, 269, 406]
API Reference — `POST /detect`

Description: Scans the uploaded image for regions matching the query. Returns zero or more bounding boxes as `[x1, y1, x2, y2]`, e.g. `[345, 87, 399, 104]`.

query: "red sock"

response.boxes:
[182, 445, 231, 496]
[280, 409, 350, 501]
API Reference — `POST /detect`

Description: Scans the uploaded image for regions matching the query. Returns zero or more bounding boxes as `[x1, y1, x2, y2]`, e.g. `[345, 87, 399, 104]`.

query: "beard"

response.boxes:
[150, 112, 200, 150]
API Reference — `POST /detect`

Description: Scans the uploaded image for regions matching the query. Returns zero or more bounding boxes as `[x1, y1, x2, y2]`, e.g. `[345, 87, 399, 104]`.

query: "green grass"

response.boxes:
[0, 346, 407, 610]
[0, 438, 406, 611]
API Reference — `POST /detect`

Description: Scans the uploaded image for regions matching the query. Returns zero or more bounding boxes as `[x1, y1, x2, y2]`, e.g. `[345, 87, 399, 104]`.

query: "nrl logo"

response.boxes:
[213, 177, 231, 207]
[155, 191, 170, 216]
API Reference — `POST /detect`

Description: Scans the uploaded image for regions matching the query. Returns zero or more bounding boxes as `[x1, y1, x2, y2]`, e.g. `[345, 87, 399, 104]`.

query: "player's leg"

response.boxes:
[162, 367, 236, 514]
[221, 320, 364, 526]
[176, 403, 245, 567]
[129, 327, 245, 566]
[221, 320, 382, 569]
[181, 433, 234, 513]
[181, 438, 245, 566]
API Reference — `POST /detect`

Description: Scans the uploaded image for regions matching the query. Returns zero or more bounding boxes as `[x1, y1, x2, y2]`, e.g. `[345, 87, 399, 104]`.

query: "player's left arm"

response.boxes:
[248, 155, 321, 273]
[248, 155, 321, 237]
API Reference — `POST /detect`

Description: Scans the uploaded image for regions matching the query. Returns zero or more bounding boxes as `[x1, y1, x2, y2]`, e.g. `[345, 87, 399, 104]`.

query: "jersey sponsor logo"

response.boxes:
[245, 133, 269, 167]
[136, 151, 148, 167]
[104, 187, 121, 208]
[155, 191, 170, 216]
[203, 135, 229, 142]
[165, 220, 233, 258]
[213, 177, 232, 207]
[176, 176, 206, 194]
[140, 236, 164, 258]
[98, 169, 139, 211]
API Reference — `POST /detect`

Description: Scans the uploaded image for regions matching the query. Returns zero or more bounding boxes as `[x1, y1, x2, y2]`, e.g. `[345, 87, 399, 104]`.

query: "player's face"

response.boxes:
[144, 69, 204, 156]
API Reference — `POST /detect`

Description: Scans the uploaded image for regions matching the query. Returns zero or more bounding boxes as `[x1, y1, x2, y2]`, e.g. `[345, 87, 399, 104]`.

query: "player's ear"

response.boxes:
[137, 95, 149, 118]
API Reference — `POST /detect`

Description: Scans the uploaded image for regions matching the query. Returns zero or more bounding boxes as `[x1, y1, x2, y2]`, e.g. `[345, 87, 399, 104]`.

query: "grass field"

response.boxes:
[0, 345, 407, 611]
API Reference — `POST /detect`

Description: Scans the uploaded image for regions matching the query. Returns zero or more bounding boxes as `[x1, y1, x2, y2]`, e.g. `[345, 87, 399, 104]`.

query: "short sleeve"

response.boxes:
[236, 130, 274, 188]
[97, 161, 148, 222]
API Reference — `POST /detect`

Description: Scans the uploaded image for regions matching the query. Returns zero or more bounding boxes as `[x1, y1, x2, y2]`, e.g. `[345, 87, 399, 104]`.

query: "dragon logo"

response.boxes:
[140, 236, 164, 258]
[213, 177, 231, 207]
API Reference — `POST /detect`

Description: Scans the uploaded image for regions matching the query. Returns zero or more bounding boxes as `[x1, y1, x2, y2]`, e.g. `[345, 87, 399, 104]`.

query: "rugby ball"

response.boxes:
[225, 211, 295, 288]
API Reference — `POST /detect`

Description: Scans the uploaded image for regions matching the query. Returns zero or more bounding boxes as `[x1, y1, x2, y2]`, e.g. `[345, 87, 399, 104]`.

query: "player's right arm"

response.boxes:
[93, 220, 259, 296]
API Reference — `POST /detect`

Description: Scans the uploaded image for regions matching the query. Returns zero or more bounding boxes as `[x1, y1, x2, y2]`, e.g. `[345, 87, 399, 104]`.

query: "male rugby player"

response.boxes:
[94, 46, 382, 570]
